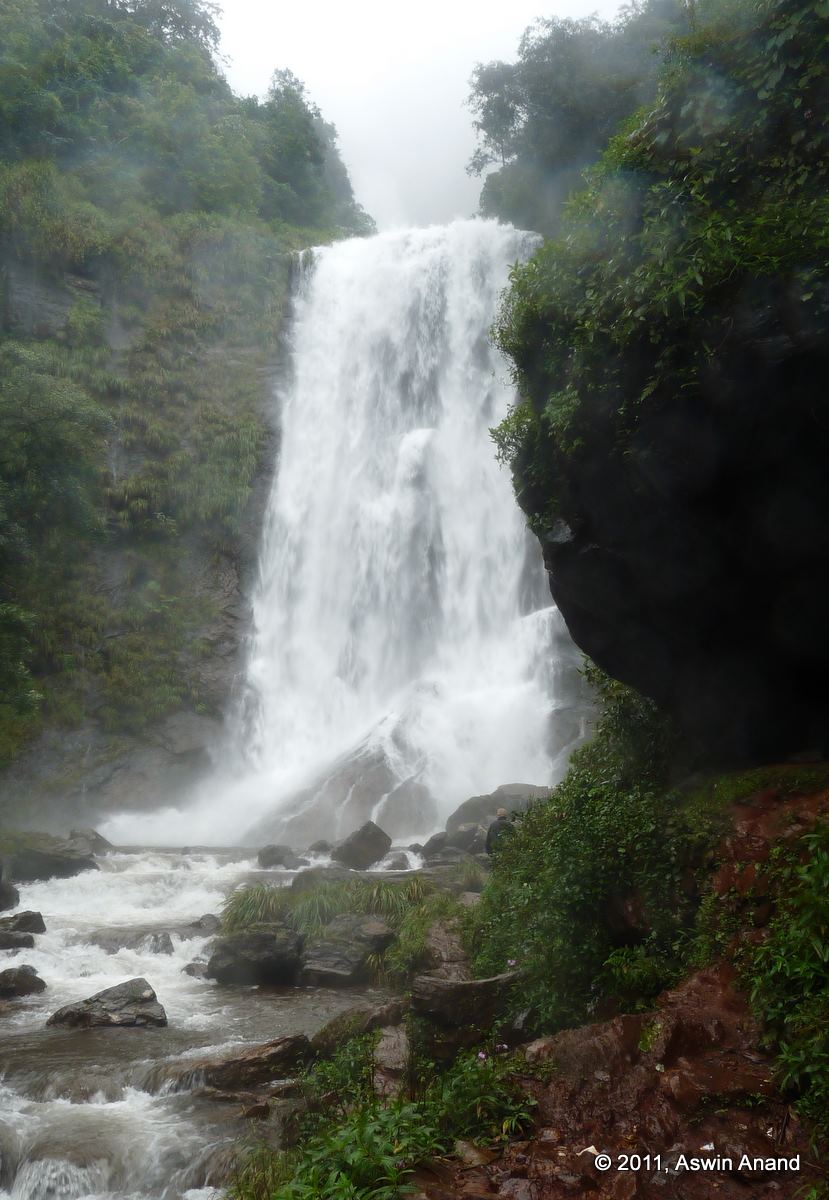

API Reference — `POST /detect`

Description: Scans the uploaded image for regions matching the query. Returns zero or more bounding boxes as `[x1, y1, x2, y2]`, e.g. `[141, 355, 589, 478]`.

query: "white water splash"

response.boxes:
[102, 220, 587, 847]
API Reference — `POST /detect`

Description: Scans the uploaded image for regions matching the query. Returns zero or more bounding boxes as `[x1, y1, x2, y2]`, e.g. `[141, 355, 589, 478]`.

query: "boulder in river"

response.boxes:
[0, 964, 46, 997]
[331, 820, 391, 870]
[302, 913, 394, 987]
[0, 861, 19, 912]
[258, 845, 309, 870]
[0, 910, 46, 934]
[187, 912, 220, 934]
[46, 977, 167, 1027]
[381, 852, 411, 871]
[306, 839, 333, 854]
[0, 931, 35, 950]
[183, 961, 209, 978]
[5, 833, 98, 882]
[160, 1035, 311, 1093]
[206, 925, 304, 985]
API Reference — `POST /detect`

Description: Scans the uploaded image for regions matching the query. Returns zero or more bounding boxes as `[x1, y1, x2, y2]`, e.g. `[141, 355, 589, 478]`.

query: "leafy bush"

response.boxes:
[232, 1044, 533, 1200]
[470, 668, 727, 1029]
[749, 824, 829, 1146]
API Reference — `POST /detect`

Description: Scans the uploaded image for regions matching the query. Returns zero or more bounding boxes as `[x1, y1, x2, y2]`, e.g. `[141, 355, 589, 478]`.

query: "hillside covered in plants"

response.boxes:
[0, 0, 372, 819]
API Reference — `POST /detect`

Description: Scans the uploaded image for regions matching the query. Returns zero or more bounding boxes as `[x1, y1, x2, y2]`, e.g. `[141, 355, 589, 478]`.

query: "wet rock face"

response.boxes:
[444, 785, 549, 836]
[0, 931, 35, 950]
[6, 834, 98, 882]
[531, 339, 829, 761]
[411, 971, 517, 1031]
[331, 821, 392, 870]
[0, 862, 19, 912]
[206, 926, 304, 986]
[47, 977, 167, 1027]
[302, 914, 395, 986]
[0, 965, 46, 998]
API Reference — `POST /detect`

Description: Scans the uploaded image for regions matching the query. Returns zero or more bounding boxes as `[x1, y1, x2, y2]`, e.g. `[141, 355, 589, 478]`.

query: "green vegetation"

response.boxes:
[748, 826, 829, 1147]
[232, 1036, 533, 1200]
[467, 0, 689, 233]
[0, 0, 372, 770]
[491, 0, 828, 536]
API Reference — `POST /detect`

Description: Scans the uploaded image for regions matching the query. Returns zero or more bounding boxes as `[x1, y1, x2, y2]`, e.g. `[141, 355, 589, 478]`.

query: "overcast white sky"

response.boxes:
[217, 0, 625, 229]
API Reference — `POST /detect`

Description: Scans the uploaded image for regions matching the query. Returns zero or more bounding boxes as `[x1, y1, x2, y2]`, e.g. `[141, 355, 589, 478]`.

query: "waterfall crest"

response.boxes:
[104, 220, 587, 846]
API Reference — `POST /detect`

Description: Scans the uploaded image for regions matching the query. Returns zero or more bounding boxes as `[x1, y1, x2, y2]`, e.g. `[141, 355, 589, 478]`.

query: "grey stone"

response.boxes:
[306, 839, 333, 854]
[0, 964, 46, 998]
[69, 828, 114, 854]
[7, 834, 98, 883]
[183, 961, 209, 979]
[47, 977, 167, 1027]
[87, 928, 174, 955]
[258, 845, 308, 870]
[331, 821, 391, 870]
[302, 913, 395, 986]
[410, 971, 518, 1028]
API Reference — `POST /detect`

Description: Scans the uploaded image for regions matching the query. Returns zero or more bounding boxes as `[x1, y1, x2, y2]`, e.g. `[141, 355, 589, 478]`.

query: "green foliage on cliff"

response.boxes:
[491, 0, 829, 536]
[0, 0, 372, 767]
[471, 669, 715, 1027]
[467, 0, 689, 233]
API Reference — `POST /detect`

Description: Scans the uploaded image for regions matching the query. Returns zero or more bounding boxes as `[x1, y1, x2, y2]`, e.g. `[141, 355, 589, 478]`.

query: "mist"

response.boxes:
[217, 0, 627, 228]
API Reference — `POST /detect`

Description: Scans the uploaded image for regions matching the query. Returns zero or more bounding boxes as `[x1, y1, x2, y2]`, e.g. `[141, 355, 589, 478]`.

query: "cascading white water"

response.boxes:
[103, 219, 587, 847]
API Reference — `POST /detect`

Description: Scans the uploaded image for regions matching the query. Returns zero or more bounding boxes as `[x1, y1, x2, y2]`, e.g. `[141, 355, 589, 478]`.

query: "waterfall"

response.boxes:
[103, 219, 587, 846]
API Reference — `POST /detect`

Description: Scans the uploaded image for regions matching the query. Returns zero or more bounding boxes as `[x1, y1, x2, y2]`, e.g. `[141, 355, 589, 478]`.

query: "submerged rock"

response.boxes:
[0, 910, 46, 934]
[0, 964, 46, 997]
[87, 928, 174, 955]
[206, 926, 304, 985]
[302, 913, 395, 987]
[381, 852, 411, 871]
[331, 821, 391, 870]
[187, 912, 220, 934]
[258, 844, 307, 869]
[183, 961, 209, 978]
[47, 977, 166, 1027]
[0, 861, 19, 912]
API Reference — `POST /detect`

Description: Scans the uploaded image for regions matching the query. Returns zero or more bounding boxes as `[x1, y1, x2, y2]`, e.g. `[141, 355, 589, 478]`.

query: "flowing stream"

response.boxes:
[0, 852, 391, 1200]
[102, 220, 588, 848]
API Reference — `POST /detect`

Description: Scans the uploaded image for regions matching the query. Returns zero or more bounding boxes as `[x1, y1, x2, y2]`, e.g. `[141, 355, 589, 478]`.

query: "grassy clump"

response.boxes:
[232, 1037, 534, 1200]
[223, 875, 474, 985]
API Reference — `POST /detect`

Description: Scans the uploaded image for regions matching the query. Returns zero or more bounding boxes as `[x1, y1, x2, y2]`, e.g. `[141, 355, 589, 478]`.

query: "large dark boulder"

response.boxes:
[302, 914, 395, 986]
[0, 861, 19, 912]
[47, 977, 166, 1027]
[0, 910, 45, 934]
[152, 1035, 311, 1094]
[6, 834, 98, 882]
[0, 964, 46, 997]
[258, 844, 309, 869]
[206, 925, 304, 985]
[331, 821, 391, 870]
[0, 931, 35, 950]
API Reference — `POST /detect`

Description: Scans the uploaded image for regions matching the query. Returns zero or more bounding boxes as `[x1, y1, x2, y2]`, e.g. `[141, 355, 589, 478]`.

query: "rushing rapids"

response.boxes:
[102, 220, 587, 847]
[0, 852, 391, 1200]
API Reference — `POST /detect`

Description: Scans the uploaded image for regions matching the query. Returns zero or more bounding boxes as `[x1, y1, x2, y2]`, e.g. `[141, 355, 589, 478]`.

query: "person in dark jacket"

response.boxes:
[485, 807, 511, 855]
